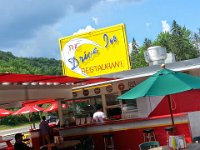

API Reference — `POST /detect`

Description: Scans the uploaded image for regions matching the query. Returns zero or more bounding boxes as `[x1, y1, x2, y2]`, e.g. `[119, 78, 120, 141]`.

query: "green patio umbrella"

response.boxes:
[118, 66, 200, 126]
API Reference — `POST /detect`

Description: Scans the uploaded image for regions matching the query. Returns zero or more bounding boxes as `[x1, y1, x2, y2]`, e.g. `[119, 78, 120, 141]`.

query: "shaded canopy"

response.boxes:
[22, 99, 55, 106]
[0, 73, 115, 84]
[118, 67, 200, 126]
[13, 105, 44, 115]
[0, 108, 13, 117]
[0, 73, 115, 105]
[118, 68, 200, 100]
[43, 99, 87, 112]
[43, 102, 66, 112]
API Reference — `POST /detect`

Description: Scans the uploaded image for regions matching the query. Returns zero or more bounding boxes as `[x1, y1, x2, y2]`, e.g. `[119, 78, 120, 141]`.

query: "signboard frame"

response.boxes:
[59, 24, 130, 78]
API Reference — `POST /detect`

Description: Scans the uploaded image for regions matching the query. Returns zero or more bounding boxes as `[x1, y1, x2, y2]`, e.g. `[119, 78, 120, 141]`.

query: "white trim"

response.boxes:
[72, 64, 200, 90]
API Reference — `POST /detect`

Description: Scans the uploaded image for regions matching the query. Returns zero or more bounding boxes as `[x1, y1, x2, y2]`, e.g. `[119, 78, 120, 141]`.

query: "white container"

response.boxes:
[169, 135, 186, 149]
[144, 46, 167, 65]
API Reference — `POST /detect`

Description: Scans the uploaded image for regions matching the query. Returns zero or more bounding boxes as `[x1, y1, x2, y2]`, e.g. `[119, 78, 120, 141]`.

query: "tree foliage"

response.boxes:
[169, 20, 197, 60]
[192, 28, 200, 56]
[131, 20, 199, 69]
[131, 39, 150, 69]
[0, 51, 62, 75]
[153, 32, 171, 53]
[0, 51, 62, 126]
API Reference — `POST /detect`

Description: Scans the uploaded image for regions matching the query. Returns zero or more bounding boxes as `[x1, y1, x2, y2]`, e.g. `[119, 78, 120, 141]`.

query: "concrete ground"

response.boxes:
[0, 124, 39, 149]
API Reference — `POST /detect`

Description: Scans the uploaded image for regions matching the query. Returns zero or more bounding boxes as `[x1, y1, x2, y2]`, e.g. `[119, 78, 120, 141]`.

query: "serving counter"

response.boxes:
[56, 113, 192, 150]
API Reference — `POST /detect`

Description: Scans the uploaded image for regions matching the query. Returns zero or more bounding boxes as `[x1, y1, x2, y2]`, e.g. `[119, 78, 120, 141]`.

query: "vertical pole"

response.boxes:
[167, 95, 175, 127]
[57, 99, 64, 127]
[101, 94, 107, 116]
[24, 86, 29, 100]
[27, 113, 32, 129]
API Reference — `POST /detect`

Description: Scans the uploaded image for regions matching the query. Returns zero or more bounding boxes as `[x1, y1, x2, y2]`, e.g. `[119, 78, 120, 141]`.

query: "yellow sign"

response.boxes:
[59, 24, 130, 78]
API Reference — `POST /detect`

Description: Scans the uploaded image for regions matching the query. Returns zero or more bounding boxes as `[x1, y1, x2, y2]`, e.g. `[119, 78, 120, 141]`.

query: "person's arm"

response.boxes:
[92, 118, 96, 123]
[102, 112, 109, 121]
[45, 121, 52, 135]
[23, 142, 32, 150]
[92, 113, 97, 123]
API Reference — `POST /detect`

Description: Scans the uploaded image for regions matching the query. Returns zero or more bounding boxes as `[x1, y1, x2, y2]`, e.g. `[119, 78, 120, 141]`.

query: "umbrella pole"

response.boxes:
[27, 114, 32, 129]
[167, 95, 175, 127]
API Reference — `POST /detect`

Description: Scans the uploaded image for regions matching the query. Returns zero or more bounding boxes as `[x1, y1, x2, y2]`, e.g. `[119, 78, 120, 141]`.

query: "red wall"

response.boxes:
[149, 90, 200, 117]
[85, 123, 191, 150]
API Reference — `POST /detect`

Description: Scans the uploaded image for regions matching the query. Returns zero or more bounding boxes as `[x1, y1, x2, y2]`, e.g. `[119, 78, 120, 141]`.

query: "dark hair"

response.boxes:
[95, 104, 102, 110]
[42, 116, 46, 121]
[15, 133, 23, 140]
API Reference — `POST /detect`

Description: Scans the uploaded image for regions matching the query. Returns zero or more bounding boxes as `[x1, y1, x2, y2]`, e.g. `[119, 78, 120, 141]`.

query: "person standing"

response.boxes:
[92, 104, 107, 123]
[39, 116, 50, 145]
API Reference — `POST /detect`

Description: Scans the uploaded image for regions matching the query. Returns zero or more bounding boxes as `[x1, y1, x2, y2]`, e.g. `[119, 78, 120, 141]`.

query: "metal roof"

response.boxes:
[73, 57, 200, 90]
[100, 57, 200, 78]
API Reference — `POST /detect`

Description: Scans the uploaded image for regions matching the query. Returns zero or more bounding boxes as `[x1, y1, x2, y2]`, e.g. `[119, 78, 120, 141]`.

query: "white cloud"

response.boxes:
[161, 20, 170, 32]
[73, 25, 95, 35]
[145, 22, 151, 27]
[92, 17, 99, 25]
[128, 41, 140, 55]
[145, 22, 151, 31]
[128, 43, 133, 55]
[10, 25, 62, 59]
[0, 0, 99, 59]
[0, 0, 143, 59]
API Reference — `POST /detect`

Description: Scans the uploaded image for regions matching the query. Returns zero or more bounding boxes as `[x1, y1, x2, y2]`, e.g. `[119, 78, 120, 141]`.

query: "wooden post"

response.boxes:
[101, 94, 107, 116]
[167, 95, 175, 127]
[56, 98, 64, 127]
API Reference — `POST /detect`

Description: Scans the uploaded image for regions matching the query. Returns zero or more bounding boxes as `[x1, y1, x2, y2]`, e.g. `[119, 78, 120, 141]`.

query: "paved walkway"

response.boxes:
[0, 124, 39, 137]
[0, 124, 39, 149]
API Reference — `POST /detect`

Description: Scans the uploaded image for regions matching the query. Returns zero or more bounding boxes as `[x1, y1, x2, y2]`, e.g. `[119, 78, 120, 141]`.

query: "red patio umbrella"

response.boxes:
[43, 99, 87, 112]
[13, 104, 44, 115]
[66, 99, 88, 103]
[13, 104, 44, 129]
[43, 102, 66, 112]
[0, 108, 13, 117]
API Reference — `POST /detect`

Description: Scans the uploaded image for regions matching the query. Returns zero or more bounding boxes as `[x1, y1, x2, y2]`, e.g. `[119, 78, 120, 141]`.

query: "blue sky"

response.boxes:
[0, 0, 200, 59]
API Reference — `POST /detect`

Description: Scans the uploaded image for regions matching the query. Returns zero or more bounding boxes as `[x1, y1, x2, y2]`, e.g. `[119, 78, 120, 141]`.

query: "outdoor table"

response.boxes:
[0, 139, 13, 147]
[40, 140, 81, 150]
[56, 140, 81, 149]
[149, 143, 200, 150]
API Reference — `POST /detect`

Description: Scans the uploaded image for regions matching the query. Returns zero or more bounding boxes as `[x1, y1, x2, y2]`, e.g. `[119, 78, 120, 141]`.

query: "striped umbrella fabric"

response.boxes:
[13, 105, 44, 115]
[43, 102, 66, 112]
[0, 108, 13, 117]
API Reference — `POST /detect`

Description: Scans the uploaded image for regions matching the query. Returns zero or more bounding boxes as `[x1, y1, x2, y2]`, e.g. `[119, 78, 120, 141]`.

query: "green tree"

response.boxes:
[131, 39, 150, 69]
[131, 37, 139, 54]
[153, 32, 172, 53]
[143, 38, 152, 49]
[130, 20, 199, 69]
[192, 28, 200, 56]
[153, 20, 198, 61]
[169, 20, 197, 60]
[0, 51, 62, 75]
[0, 51, 63, 126]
